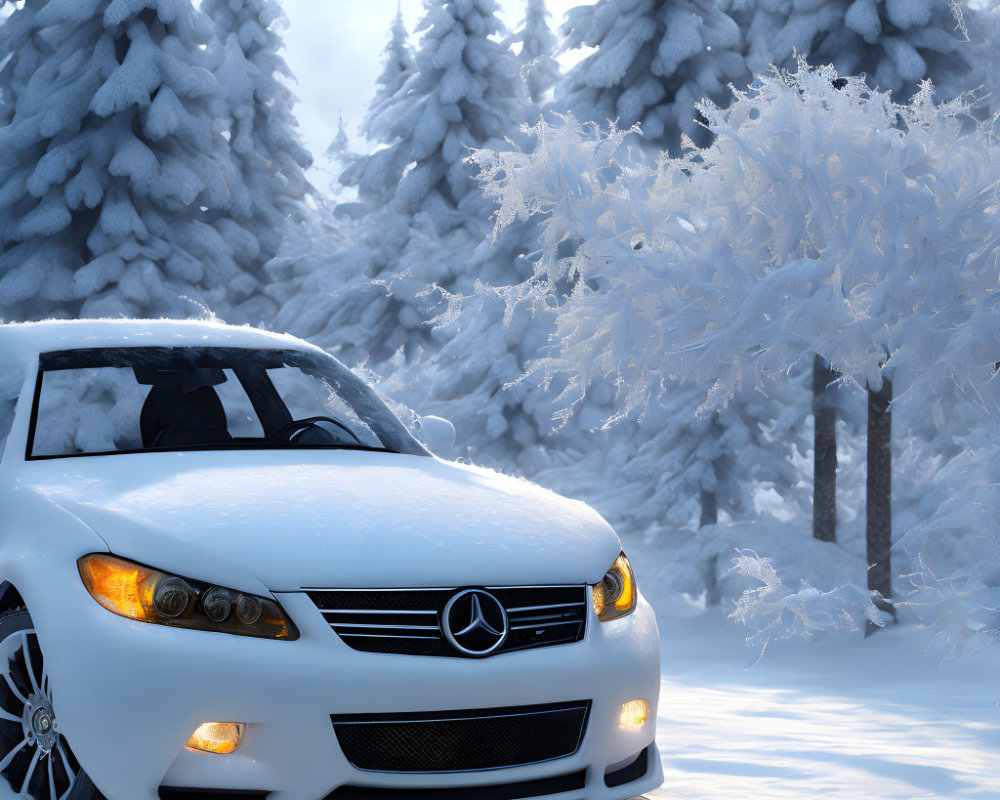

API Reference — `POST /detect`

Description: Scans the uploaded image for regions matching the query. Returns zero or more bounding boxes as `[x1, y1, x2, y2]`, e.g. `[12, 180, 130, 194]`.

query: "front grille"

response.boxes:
[307, 586, 587, 657]
[331, 700, 591, 773]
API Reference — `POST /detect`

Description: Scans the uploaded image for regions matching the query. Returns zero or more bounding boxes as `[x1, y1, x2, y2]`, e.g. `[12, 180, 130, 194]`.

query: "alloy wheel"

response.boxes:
[0, 620, 79, 800]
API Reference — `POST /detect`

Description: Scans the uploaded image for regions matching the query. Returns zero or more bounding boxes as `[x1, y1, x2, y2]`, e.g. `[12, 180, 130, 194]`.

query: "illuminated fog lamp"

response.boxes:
[619, 699, 650, 731]
[186, 722, 244, 755]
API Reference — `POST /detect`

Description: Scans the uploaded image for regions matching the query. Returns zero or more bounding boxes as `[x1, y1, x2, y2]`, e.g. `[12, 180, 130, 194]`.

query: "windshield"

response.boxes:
[27, 347, 426, 460]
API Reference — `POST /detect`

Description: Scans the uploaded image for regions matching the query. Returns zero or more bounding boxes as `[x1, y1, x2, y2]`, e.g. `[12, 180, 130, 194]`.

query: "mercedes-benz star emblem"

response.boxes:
[441, 589, 509, 657]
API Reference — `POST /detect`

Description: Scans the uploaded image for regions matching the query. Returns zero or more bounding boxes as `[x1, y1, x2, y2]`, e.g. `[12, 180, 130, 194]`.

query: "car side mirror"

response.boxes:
[414, 415, 455, 452]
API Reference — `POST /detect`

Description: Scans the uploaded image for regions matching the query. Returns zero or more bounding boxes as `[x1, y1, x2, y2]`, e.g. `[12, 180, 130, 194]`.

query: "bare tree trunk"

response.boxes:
[866, 375, 895, 636]
[812, 355, 837, 543]
[699, 488, 718, 528]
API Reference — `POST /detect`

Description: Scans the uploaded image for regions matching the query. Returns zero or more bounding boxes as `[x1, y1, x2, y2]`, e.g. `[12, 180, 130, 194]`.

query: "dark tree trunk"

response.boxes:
[866, 375, 895, 635]
[812, 355, 838, 543]
[699, 488, 718, 528]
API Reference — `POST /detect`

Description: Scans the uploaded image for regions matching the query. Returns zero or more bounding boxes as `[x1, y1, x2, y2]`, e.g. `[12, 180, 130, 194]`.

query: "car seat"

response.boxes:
[140, 383, 233, 448]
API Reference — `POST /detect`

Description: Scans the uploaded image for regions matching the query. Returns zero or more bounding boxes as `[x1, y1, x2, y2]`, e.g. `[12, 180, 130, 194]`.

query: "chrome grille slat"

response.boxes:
[509, 619, 582, 631]
[332, 622, 441, 631]
[338, 632, 442, 640]
[506, 601, 586, 613]
[307, 585, 587, 658]
[321, 609, 437, 616]
[508, 611, 579, 623]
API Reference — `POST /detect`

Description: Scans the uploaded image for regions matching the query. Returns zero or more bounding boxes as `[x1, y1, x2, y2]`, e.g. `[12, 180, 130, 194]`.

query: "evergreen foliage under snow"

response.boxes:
[557, 0, 977, 151]
[276, 0, 532, 365]
[0, 0, 312, 322]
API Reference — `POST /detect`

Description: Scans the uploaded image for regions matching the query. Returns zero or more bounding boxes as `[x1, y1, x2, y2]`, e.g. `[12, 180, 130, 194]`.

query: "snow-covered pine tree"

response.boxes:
[559, 0, 977, 153]
[0, 1, 44, 127]
[347, 0, 526, 222]
[557, 0, 746, 151]
[276, 0, 530, 364]
[202, 0, 314, 319]
[324, 113, 355, 200]
[965, 1, 1000, 118]
[511, 0, 561, 105]
[736, 0, 975, 102]
[0, 0, 292, 321]
[361, 7, 416, 141]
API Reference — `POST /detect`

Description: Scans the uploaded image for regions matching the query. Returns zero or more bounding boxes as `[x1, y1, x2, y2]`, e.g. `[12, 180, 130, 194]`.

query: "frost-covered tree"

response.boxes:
[511, 0, 561, 105]
[468, 58, 1000, 578]
[630, 64, 998, 597]
[558, 0, 746, 151]
[0, 0, 304, 321]
[465, 117, 809, 530]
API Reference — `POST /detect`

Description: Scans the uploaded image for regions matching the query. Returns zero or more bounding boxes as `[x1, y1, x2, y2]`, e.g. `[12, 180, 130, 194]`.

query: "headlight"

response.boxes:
[78, 554, 298, 640]
[592, 552, 637, 622]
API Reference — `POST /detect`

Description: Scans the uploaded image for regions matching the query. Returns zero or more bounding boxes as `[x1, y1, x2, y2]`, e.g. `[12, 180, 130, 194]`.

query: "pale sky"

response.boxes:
[280, 0, 589, 169]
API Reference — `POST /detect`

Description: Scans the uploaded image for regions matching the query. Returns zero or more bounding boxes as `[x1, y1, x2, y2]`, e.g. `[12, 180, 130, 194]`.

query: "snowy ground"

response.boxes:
[644, 611, 1000, 800]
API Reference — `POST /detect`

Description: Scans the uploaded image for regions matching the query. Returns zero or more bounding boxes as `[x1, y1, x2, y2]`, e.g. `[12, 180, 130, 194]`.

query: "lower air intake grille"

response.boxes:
[331, 701, 591, 773]
[307, 586, 587, 657]
[323, 770, 587, 800]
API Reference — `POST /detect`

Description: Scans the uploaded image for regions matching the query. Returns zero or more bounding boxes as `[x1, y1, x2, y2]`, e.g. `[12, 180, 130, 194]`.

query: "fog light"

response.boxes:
[619, 699, 650, 731]
[186, 722, 244, 755]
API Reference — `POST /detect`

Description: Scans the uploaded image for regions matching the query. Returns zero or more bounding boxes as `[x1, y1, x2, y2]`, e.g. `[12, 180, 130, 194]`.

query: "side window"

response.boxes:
[0, 365, 24, 462]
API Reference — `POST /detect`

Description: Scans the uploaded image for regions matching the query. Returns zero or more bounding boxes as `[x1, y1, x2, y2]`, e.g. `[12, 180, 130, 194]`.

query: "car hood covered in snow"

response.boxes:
[22, 450, 622, 592]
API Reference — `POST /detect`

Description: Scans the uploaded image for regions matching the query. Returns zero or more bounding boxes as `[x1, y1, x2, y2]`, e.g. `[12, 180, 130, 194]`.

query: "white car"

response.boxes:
[0, 319, 662, 800]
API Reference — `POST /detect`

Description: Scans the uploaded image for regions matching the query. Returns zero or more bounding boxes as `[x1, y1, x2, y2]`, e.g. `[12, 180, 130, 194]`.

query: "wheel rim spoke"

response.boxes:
[2, 670, 28, 707]
[0, 737, 29, 772]
[19, 636, 40, 696]
[46, 755, 55, 800]
[19, 746, 40, 795]
[0, 707, 21, 724]
[55, 743, 75, 799]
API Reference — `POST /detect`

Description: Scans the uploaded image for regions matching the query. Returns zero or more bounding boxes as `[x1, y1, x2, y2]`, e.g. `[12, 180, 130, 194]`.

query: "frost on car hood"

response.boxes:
[24, 451, 622, 592]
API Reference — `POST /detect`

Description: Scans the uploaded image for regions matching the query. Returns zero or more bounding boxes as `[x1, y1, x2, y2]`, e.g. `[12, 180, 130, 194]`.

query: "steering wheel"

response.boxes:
[266, 416, 362, 445]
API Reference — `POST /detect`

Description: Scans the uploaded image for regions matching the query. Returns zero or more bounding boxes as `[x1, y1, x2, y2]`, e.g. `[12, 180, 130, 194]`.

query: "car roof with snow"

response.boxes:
[0, 319, 321, 365]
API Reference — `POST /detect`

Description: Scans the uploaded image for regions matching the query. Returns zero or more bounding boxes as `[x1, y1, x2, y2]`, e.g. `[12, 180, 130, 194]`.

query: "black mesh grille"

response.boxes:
[331, 701, 591, 773]
[307, 586, 587, 657]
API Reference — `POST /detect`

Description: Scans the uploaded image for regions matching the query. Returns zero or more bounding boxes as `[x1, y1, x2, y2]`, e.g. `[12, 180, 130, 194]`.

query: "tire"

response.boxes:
[0, 609, 102, 800]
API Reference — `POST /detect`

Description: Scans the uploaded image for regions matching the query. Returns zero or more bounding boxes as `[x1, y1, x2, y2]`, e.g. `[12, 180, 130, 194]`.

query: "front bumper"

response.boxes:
[42, 586, 663, 800]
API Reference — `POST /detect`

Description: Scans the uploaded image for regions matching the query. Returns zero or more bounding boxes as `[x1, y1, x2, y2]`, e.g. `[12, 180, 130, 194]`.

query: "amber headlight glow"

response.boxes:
[592, 553, 637, 622]
[78, 554, 298, 640]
